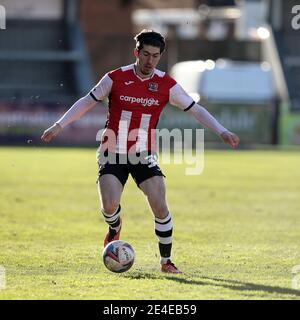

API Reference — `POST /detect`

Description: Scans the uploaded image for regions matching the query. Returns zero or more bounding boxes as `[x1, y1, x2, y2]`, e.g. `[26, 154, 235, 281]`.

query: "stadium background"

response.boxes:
[1, 0, 300, 147]
[1, 0, 300, 300]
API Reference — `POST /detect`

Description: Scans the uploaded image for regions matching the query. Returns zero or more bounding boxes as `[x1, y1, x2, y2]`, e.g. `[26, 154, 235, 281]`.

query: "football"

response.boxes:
[102, 240, 135, 273]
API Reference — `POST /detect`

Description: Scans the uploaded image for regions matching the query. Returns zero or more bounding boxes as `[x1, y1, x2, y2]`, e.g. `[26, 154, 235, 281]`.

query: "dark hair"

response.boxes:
[134, 29, 166, 54]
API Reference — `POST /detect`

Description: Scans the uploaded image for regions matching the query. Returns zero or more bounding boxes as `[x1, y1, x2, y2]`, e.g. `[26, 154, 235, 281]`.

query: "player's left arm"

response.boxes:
[169, 83, 240, 149]
[187, 103, 240, 149]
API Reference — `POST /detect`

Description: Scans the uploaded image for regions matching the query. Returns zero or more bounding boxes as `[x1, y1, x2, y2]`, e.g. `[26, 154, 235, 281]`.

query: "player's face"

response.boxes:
[137, 45, 161, 76]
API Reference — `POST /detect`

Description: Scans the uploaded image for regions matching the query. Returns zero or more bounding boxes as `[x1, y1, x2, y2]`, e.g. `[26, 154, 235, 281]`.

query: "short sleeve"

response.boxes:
[89, 73, 113, 102]
[169, 83, 195, 111]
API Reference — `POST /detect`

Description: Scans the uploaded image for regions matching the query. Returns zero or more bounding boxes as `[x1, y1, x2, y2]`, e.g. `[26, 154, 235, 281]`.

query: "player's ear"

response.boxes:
[133, 48, 139, 58]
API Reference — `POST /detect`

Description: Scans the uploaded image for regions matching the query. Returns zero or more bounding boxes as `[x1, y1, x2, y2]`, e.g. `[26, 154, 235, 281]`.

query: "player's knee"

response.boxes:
[102, 199, 120, 215]
[151, 199, 168, 218]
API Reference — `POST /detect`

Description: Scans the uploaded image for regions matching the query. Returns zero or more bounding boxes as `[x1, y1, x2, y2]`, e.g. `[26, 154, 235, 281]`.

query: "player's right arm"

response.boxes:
[41, 94, 97, 142]
[41, 73, 113, 143]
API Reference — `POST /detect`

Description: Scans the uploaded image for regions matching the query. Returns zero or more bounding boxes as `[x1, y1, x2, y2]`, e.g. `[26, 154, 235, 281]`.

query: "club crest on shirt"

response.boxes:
[148, 82, 158, 92]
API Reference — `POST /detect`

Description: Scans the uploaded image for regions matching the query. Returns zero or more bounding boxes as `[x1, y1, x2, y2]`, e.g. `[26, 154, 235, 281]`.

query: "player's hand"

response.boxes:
[220, 131, 240, 149]
[41, 123, 62, 143]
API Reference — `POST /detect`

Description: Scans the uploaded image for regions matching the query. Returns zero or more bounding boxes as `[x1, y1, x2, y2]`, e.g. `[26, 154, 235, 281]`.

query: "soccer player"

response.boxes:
[41, 29, 240, 274]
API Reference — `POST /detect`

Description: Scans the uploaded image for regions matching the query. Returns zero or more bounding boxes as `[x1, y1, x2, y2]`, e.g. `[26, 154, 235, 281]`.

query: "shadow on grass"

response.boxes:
[124, 269, 300, 297]
[124, 271, 161, 280]
[163, 275, 300, 298]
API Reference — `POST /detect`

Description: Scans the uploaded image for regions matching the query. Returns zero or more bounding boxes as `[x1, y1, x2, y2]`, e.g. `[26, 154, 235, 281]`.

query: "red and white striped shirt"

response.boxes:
[89, 64, 194, 153]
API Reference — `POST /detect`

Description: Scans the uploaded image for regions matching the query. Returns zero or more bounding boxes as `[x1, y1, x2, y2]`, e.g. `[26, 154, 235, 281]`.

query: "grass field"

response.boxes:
[0, 146, 300, 300]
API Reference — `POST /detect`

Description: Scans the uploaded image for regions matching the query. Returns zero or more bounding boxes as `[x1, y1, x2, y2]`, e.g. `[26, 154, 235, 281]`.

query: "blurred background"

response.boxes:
[0, 0, 299, 147]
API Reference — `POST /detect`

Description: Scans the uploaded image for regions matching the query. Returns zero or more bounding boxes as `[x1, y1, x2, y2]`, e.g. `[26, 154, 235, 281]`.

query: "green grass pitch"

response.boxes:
[0, 146, 300, 299]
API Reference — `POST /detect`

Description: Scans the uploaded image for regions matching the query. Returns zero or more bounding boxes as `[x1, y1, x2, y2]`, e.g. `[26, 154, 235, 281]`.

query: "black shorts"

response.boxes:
[97, 151, 165, 187]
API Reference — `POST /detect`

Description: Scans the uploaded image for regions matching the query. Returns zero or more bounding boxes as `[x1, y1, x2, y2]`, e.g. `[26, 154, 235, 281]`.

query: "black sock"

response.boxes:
[101, 205, 121, 232]
[154, 213, 173, 263]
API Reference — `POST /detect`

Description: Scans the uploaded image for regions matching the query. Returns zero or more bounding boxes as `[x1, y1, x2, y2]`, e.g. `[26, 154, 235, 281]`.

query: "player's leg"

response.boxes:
[97, 154, 130, 246]
[97, 150, 130, 247]
[98, 174, 123, 214]
[98, 174, 124, 246]
[139, 176, 181, 273]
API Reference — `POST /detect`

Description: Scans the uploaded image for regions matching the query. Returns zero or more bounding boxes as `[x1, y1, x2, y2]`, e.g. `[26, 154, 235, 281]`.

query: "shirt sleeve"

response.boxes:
[56, 94, 98, 128]
[187, 103, 227, 136]
[169, 83, 195, 111]
[89, 73, 113, 102]
[169, 81, 227, 135]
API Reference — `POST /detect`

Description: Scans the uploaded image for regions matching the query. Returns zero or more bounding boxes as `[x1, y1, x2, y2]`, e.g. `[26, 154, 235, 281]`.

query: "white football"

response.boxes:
[102, 240, 135, 273]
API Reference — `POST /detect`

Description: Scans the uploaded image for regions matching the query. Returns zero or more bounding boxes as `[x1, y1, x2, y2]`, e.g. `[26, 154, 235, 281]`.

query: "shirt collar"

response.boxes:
[133, 63, 155, 81]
